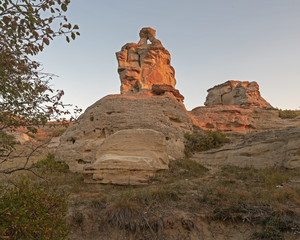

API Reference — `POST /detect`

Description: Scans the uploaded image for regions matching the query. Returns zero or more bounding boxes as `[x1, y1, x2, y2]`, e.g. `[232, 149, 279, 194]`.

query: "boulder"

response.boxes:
[55, 94, 193, 173]
[204, 80, 272, 108]
[192, 128, 300, 169]
[116, 27, 183, 102]
[83, 129, 168, 185]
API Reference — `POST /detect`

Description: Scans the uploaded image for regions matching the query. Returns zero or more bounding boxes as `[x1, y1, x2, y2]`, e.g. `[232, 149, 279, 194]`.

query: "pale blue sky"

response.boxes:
[36, 0, 300, 112]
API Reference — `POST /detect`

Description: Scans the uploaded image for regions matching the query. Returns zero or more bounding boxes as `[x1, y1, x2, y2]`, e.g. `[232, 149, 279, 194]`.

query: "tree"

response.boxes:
[0, 0, 80, 171]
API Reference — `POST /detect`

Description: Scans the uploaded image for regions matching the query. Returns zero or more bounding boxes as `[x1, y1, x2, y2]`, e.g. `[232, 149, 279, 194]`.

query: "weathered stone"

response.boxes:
[204, 80, 272, 108]
[192, 128, 300, 169]
[190, 106, 282, 132]
[116, 27, 183, 101]
[55, 94, 193, 173]
[152, 84, 184, 102]
[83, 129, 168, 185]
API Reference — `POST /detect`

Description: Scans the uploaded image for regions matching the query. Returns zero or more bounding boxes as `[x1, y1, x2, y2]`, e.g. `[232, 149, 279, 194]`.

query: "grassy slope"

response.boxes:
[2, 124, 300, 239]
[11, 155, 299, 240]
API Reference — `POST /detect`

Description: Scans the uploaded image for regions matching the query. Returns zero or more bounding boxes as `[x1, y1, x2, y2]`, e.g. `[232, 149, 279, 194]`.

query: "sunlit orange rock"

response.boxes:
[189, 80, 285, 132]
[116, 27, 183, 102]
[205, 80, 272, 108]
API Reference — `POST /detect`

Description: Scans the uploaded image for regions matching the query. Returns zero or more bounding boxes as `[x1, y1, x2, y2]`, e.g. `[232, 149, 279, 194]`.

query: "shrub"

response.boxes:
[184, 130, 229, 157]
[51, 128, 66, 137]
[169, 158, 208, 177]
[0, 131, 16, 154]
[253, 214, 292, 240]
[31, 153, 69, 173]
[278, 109, 300, 119]
[0, 182, 69, 240]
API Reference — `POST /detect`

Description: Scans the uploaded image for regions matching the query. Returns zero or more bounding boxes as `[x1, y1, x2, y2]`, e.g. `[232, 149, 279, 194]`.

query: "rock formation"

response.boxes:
[190, 106, 281, 132]
[192, 128, 300, 169]
[55, 27, 300, 185]
[83, 129, 168, 185]
[116, 27, 184, 102]
[55, 94, 193, 173]
[204, 80, 272, 108]
[189, 80, 280, 131]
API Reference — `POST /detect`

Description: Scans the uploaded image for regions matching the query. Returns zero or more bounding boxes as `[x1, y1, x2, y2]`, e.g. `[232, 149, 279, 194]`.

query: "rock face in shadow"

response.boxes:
[116, 27, 184, 102]
[192, 128, 300, 169]
[190, 106, 281, 132]
[55, 94, 193, 174]
[205, 80, 272, 108]
[83, 129, 168, 185]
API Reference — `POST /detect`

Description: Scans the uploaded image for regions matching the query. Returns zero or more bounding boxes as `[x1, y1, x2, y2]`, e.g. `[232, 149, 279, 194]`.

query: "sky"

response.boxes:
[36, 0, 300, 113]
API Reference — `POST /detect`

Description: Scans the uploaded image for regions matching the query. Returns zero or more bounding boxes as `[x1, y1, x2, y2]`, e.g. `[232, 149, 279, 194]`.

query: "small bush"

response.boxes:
[105, 200, 143, 230]
[0, 182, 69, 240]
[31, 153, 69, 173]
[73, 212, 84, 225]
[169, 158, 208, 177]
[0, 131, 16, 153]
[51, 128, 66, 137]
[253, 214, 291, 240]
[184, 130, 229, 157]
[278, 109, 300, 119]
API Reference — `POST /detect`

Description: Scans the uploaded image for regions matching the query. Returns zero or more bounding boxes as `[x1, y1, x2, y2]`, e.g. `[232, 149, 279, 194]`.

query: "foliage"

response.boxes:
[0, 181, 69, 240]
[278, 109, 300, 119]
[252, 214, 293, 240]
[0, 0, 80, 137]
[51, 127, 66, 137]
[184, 130, 229, 157]
[31, 153, 69, 173]
[169, 158, 208, 178]
[73, 212, 84, 225]
[0, 130, 16, 155]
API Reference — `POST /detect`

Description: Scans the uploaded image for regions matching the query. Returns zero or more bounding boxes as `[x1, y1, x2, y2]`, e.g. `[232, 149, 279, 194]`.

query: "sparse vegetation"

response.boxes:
[31, 153, 69, 173]
[51, 128, 67, 137]
[73, 212, 85, 225]
[0, 131, 16, 153]
[278, 109, 300, 119]
[1, 138, 300, 239]
[168, 158, 208, 178]
[0, 181, 69, 240]
[184, 129, 229, 157]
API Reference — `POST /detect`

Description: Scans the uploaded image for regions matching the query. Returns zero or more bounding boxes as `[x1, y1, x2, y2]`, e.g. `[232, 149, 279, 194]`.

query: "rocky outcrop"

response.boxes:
[83, 129, 168, 185]
[55, 94, 193, 173]
[190, 106, 282, 132]
[192, 128, 300, 169]
[204, 80, 272, 108]
[188, 80, 278, 132]
[116, 27, 183, 102]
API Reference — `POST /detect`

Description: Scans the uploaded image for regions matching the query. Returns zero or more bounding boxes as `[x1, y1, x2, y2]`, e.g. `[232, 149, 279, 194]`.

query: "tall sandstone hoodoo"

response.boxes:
[116, 27, 184, 102]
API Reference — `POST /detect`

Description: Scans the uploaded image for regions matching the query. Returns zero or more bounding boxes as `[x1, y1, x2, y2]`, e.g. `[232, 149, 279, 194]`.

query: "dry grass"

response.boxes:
[2, 151, 300, 239]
